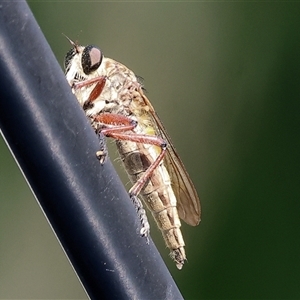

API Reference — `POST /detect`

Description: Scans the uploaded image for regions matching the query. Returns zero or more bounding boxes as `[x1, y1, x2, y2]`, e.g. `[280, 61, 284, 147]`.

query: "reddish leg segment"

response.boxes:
[94, 113, 167, 197]
[73, 76, 107, 103]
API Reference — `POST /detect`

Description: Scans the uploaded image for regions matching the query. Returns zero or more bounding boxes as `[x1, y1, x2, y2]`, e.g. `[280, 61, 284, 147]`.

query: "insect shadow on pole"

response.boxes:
[0, 1, 184, 300]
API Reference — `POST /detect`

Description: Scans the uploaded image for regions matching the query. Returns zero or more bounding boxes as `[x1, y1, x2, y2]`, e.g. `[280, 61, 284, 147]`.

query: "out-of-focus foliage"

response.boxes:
[1, 2, 300, 299]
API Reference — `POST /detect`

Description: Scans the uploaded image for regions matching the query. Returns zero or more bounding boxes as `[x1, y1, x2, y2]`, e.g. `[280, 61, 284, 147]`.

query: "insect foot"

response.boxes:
[96, 131, 108, 164]
[130, 195, 150, 243]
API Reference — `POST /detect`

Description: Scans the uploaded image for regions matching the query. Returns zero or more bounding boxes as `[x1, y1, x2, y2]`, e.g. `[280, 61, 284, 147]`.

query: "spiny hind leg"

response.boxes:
[95, 133, 150, 239]
[93, 113, 167, 241]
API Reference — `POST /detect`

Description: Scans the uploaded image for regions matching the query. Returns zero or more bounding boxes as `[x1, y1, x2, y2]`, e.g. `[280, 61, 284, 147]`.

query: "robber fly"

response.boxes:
[64, 39, 201, 269]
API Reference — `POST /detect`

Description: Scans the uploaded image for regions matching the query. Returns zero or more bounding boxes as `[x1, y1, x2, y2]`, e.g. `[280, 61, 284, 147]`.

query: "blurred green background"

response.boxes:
[1, 2, 300, 299]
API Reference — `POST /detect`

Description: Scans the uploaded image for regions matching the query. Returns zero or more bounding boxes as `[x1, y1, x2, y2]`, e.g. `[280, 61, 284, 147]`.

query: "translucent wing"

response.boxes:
[141, 92, 201, 226]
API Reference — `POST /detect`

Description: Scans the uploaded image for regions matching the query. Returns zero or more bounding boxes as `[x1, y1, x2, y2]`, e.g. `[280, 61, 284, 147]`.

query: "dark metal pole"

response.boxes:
[0, 1, 183, 299]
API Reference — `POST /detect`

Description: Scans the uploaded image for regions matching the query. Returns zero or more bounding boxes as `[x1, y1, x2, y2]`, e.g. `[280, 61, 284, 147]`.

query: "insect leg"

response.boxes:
[104, 132, 167, 197]
[94, 113, 167, 195]
[94, 113, 167, 239]
[95, 113, 167, 196]
[73, 77, 108, 162]
[105, 131, 166, 239]
[96, 131, 107, 164]
[73, 76, 107, 92]
[130, 195, 150, 241]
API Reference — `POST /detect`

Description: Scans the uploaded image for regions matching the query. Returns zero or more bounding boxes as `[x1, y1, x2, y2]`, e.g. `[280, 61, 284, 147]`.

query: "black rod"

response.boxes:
[0, 1, 183, 299]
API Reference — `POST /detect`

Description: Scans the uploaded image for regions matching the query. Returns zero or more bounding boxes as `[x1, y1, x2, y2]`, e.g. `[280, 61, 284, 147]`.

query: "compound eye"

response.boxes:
[81, 45, 103, 75]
